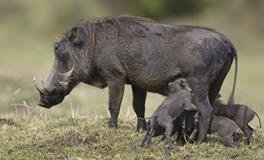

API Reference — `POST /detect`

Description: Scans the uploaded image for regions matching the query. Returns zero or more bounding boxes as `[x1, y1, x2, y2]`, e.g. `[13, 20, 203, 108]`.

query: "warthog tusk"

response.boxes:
[59, 67, 75, 79]
[33, 76, 48, 95]
[58, 81, 69, 88]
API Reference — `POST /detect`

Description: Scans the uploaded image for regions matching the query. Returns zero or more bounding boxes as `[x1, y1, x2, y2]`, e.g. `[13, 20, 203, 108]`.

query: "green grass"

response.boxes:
[0, 116, 263, 159]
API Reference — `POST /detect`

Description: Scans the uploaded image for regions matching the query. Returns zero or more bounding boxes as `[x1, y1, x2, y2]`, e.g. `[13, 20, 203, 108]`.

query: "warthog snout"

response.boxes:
[34, 76, 65, 108]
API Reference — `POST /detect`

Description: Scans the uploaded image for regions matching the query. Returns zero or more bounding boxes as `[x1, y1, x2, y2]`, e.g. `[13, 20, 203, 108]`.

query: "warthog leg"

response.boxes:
[132, 85, 147, 131]
[164, 123, 173, 149]
[196, 96, 213, 143]
[108, 80, 125, 128]
[142, 128, 155, 147]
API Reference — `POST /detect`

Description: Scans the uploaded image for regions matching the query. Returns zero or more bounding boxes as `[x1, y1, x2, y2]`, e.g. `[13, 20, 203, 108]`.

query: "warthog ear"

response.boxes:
[69, 27, 85, 48]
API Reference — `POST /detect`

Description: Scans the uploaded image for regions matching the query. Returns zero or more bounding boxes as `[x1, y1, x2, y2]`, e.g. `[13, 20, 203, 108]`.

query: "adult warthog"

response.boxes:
[34, 16, 238, 143]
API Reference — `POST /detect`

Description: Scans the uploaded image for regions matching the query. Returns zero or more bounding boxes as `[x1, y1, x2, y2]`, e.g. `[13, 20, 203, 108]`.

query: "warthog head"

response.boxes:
[168, 78, 192, 93]
[35, 26, 93, 108]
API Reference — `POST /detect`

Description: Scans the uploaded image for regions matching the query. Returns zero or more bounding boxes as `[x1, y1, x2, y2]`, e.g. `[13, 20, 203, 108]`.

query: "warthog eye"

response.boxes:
[73, 41, 84, 49]
[55, 49, 68, 61]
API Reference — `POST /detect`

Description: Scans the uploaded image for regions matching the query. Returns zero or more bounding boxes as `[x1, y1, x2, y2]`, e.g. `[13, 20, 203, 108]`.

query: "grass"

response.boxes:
[0, 115, 263, 160]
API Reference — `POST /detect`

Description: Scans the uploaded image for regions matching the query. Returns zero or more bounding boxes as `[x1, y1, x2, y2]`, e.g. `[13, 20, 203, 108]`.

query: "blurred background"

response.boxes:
[0, 0, 263, 125]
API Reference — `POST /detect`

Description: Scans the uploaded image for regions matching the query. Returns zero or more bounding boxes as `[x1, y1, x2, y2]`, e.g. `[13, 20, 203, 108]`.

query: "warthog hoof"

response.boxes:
[137, 119, 147, 131]
[108, 119, 117, 128]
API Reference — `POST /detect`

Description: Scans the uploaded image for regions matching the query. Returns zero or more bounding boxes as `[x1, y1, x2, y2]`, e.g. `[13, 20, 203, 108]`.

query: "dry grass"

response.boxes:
[0, 115, 263, 160]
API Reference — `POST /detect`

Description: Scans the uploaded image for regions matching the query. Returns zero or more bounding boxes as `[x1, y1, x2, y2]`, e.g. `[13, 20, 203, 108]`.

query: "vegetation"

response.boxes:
[0, 116, 263, 159]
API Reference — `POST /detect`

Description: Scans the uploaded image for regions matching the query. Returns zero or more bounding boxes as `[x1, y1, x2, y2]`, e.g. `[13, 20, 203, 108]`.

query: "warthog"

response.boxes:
[140, 78, 196, 148]
[214, 99, 262, 144]
[206, 116, 240, 148]
[34, 16, 238, 143]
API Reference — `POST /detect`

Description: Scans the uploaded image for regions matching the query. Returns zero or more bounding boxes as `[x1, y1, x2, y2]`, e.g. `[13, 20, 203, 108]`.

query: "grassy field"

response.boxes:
[0, 5, 264, 159]
[0, 116, 263, 160]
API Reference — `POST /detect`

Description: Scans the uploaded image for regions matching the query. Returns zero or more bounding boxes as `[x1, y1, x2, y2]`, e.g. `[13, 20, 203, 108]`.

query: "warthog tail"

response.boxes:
[254, 112, 262, 128]
[227, 44, 238, 107]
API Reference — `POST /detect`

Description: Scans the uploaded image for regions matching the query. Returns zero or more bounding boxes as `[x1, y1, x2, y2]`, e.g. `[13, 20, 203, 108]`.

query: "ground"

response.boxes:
[0, 116, 263, 160]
